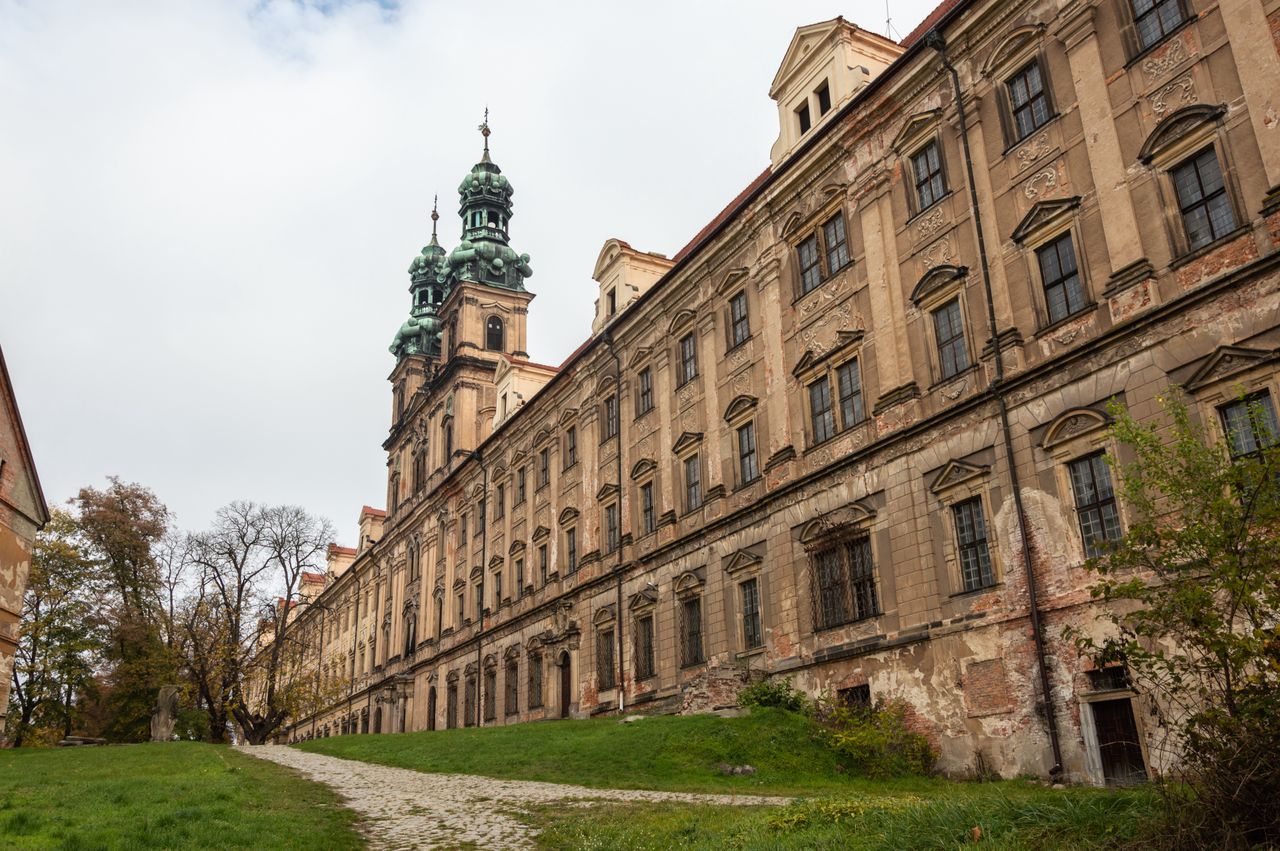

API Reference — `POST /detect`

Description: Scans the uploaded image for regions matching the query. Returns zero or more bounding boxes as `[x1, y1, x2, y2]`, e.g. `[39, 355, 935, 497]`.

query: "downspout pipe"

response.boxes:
[925, 29, 1064, 777]
[603, 328, 625, 714]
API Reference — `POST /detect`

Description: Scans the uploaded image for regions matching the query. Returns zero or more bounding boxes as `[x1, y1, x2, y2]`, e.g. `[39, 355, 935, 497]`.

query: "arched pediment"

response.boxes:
[630, 458, 657, 480]
[482, 654, 497, 669]
[981, 24, 1046, 78]
[1138, 103, 1227, 164]
[503, 642, 521, 660]
[491, 463, 508, 480]
[780, 211, 805, 239]
[508, 539, 526, 556]
[673, 569, 705, 597]
[668, 308, 698, 334]
[468, 564, 483, 580]
[798, 500, 877, 544]
[464, 661, 477, 677]
[723, 394, 759, 423]
[592, 604, 616, 627]
[446, 669, 459, 683]
[1011, 197, 1080, 244]
[910, 264, 969, 305]
[1041, 406, 1112, 449]
[532, 425, 555, 446]
[558, 507, 579, 525]
[526, 634, 544, 651]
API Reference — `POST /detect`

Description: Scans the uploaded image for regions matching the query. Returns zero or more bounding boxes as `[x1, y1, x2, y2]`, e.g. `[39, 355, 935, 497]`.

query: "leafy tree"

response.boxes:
[1072, 391, 1280, 848]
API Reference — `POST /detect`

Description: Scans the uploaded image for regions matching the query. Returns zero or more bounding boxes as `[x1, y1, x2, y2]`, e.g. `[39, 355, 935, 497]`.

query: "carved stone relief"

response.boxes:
[919, 236, 955, 274]
[1141, 34, 1193, 85]
[798, 277, 848, 317]
[915, 208, 946, 242]
[1149, 74, 1195, 118]
[799, 302, 859, 357]
[1013, 132, 1052, 172]
[1023, 163, 1063, 200]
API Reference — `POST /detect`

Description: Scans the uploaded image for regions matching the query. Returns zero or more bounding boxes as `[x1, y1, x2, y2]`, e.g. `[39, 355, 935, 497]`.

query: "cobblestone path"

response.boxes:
[240, 745, 789, 850]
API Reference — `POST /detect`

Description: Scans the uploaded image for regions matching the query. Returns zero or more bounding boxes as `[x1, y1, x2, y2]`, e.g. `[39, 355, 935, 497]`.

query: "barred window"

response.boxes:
[679, 333, 698, 386]
[933, 299, 969, 380]
[837, 360, 864, 428]
[1008, 61, 1052, 141]
[635, 615, 655, 680]
[823, 214, 850, 275]
[598, 629, 616, 690]
[809, 378, 835, 443]
[1219, 393, 1279, 458]
[1037, 233, 1087, 324]
[603, 396, 619, 440]
[565, 425, 578, 468]
[811, 536, 880, 630]
[505, 659, 519, 716]
[1173, 148, 1236, 251]
[1132, 0, 1185, 50]
[741, 577, 763, 650]
[680, 597, 704, 667]
[798, 234, 822, 294]
[684, 455, 702, 511]
[446, 682, 458, 728]
[912, 141, 946, 211]
[483, 668, 496, 721]
[730, 291, 750, 348]
[528, 652, 544, 708]
[637, 367, 653, 414]
[737, 422, 759, 484]
[952, 497, 995, 591]
[640, 482, 656, 535]
[1069, 453, 1123, 559]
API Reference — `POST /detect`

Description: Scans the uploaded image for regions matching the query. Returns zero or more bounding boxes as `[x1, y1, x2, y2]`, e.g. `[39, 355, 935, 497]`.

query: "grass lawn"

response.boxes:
[0, 741, 362, 850]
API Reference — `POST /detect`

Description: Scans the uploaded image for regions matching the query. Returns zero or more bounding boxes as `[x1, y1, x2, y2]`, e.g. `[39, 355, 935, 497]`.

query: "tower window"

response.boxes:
[486, 316, 505, 352]
[816, 80, 832, 116]
[607, 289, 616, 316]
[796, 102, 811, 134]
[487, 210, 499, 228]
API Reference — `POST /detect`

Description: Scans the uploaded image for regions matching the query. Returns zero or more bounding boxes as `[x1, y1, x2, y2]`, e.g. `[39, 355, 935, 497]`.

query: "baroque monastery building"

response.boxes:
[270, 0, 1280, 784]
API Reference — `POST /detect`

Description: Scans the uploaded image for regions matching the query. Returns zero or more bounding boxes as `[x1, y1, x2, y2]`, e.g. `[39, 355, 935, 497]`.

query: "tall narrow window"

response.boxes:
[679, 333, 698, 385]
[635, 615, 655, 680]
[538, 544, 548, 586]
[459, 512, 467, 545]
[516, 467, 527, 504]
[485, 316, 505, 352]
[1008, 61, 1052, 141]
[444, 424, 453, 460]
[514, 558, 524, 598]
[606, 288, 616, 316]
[737, 422, 759, 484]
[933, 298, 969, 380]
[605, 503, 619, 554]
[1132, 0, 1185, 50]
[494, 483, 505, 520]
[952, 497, 995, 591]
[1069, 453, 1122, 559]
[464, 675, 476, 726]
[823, 214, 850, 274]
[798, 235, 822, 294]
[603, 396, 619, 440]
[565, 528, 577, 574]
[741, 577, 763, 650]
[796, 102, 811, 134]
[637, 368, 653, 414]
[538, 448, 550, 488]
[1172, 148, 1235, 251]
[812, 536, 879, 630]
[679, 597, 704, 667]
[493, 571, 502, 608]
[640, 482, 656, 535]
[597, 629, 616, 690]
[1219, 393, 1279, 458]
[684, 455, 702, 511]
[505, 659, 519, 716]
[457, 592, 465, 626]
[729, 291, 750, 347]
[831, 363, 861, 431]
[912, 141, 946, 211]
[816, 80, 832, 115]
[1038, 233, 1087, 324]
[483, 668, 496, 721]
[528, 652, 543, 709]
[565, 426, 578, 468]
[809, 378, 835, 443]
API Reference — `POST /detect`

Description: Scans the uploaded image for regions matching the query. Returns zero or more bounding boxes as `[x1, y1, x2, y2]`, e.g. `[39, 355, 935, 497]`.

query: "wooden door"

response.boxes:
[1092, 698, 1147, 785]
[427, 687, 437, 731]
[559, 652, 571, 718]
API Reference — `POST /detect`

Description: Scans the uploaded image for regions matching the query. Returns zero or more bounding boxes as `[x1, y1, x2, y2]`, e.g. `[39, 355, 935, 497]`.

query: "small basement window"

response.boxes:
[838, 684, 871, 710]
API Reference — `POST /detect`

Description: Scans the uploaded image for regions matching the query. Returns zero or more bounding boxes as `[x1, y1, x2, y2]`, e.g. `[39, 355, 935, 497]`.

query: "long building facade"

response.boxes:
[273, 0, 1280, 784]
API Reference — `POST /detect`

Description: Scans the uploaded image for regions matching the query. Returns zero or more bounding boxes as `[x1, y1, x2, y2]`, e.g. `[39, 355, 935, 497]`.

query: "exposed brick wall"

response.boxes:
[1175, 233, 1260, 291]
[964, 659, 1016, 717]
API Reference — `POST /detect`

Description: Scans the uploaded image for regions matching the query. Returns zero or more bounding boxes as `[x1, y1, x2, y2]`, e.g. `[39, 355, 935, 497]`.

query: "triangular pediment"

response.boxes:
[716, 267, 750, 296]
[488, 554, 504, 569]
[1011, 197, 1081, 244]
[557, 406, 579, 425]
[672, 431, 704, 456]
[596, 482, 619, 500]
[626, 346, 653, 370]
[793, 349, 819, 378]
[1184, 345, 1274, 391]
[928, 459, 991, 494]
[493, 355, 513, 382]
[509, 448, 528, 465]
[724, 549, 763, 576]
[531, 525, 551, 542]
[628, 584, 659, 610]
[770, 18, 846, 97]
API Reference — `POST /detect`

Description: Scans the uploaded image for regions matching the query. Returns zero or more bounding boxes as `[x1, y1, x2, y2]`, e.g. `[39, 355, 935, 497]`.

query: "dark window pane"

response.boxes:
[932, 298, 969, 380]
[809, 379, 835, 443]
[1173, 149, 1235, 250]
[1037, 233, 1088, 324]
[824, 215, 850, 274]
[798, 235, 822, 294]
[837, 360, 864, 428]
[1069, 453, 1123, 559]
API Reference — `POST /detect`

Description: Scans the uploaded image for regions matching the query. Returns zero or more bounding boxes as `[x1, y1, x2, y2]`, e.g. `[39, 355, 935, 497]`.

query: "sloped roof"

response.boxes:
[0, 344, 49, 528]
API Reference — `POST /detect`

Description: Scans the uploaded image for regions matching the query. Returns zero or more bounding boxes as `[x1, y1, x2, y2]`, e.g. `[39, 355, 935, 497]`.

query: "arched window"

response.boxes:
[486, 316, 505, 352]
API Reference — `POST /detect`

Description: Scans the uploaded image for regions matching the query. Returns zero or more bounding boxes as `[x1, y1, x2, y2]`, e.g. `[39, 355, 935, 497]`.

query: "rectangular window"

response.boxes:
[680, 597, 704, 667]
[798, 234, 822, 294]
[933, 298, 969, 380]
[816, 80, 832, 115]
[1069, 453, 1123, 559]
[1219, 393, 1279, 458]
[684, 455, 702, 511]
[456, 592, 465, 626]
[796, 101, 811, 134]
[483, 668, 496, 721]
[528, 653, 543, 708]
[809, 378, 835, 443]
[1173, 148, 1236, 251]
[606, 288, 616, 316]
[823, 214, 850, 275]
[565, 426, 578, 468]
[737, 422, 759, 484]
[1132, 0, 1185, 50]
[605, 503, 619, 554]
[730, 291, 750, 347]
[1037, 233, 1087, 324]
[637, 367, 653, 414]
[505, 660, 519, 716]
[679, 333, 698, 385]
[635, 615, 655, 680]
[566, 528, 577, 574]
[475, 582, 483, 620]
[516, 467, 527, 505]
[952, 497, 995, 591]
[741, 577, 763, 650]
[1008, 61, 1052, 141]
[912, 141, 946, 211]
[812, 536, 880, 630]
[598, 629, 616, 690]
[459, 512, 467, 544]
[493, 571, 502, 608]
[515, 558, 524, 598]
[538, 544, 548, 586]
[603, 396, 618, 440]
[538, 448, 550, 488]
[494, 483, 505, 520]
[640, 482, 655, 535]
[836, 360, 864, 428]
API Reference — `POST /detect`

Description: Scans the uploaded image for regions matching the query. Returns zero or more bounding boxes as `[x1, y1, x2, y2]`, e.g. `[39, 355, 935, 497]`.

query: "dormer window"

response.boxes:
[816, 80, 831, 116]
[607, 289, 616, 316]
[796, 102, 811, 134]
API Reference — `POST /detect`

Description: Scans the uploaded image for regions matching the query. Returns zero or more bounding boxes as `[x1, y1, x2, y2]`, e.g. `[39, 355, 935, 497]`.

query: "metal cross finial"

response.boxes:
[478, 107, 490, 154]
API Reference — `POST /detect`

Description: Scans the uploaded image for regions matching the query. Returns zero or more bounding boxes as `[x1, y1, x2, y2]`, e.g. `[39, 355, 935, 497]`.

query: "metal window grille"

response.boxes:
[952, 497, 995, 591]
[810, 536, 879, 630]
[1069, 453, 1123, 559]
[823, 214, 850, 274]
[680, 597, 704, 667]
[1008, 61, 1052, 140]
[528, 653, 544, 708]
[741, 577, 763, 650]
[1173, 148, 1235, 250]
[483, 669, 496, 721]
[738, 422, 759, 483]
[932, 298, 970, 379]
[730, 291, 750, 347]
[446, 684, 458, 728]
[1219, 393, 1279, 458]
[685, 455, 702, 510]
[597, 629, 616, 690]
[798, 235, 822, 294]
[638, 368, 653, 413]
[809, 379, 835, 443]
[635, 616, 655, 680]
[641, 483, 655, 535]
[679, 333, 698, 384]
[1037, 233, 1087, 324]
[912, 141, 945, 210]
[505, 661, 519, 716]
[1133, 0, 1184, 50]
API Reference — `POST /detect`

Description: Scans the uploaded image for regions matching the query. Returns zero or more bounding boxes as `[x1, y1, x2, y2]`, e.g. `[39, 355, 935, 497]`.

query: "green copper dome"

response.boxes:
[391, 199, 449, 360]
[447, 118, 533, 292]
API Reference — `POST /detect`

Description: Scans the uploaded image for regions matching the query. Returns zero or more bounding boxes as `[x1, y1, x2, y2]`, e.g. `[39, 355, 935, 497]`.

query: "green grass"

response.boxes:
[0, 741, 362, 850]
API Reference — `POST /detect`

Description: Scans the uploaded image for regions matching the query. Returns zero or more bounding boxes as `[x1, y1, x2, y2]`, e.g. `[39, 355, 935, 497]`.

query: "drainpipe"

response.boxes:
[348, 569, 362, 731]
[311, 609, 325, 740]
[475, 447, 488, 728]
[603, 328, 626, 714]
[925, 29, 1064, 777]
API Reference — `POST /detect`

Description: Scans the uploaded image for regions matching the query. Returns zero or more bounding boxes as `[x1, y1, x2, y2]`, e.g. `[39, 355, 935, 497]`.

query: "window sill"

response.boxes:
[634, 407, 654, 422]
[733, 475, 762, 493]
[949, 581, 1002, 600]
[1001, 113, 1062, 157]
[813, 612, 882, 633]
[906, 191, 953, 225]
[735, 647, 766, 661]
[793, 263, 853, 306]
[726, 336, 753, 357]
[804, 419, 869, 454]
[929, 362, 979, 392]
[1123, 17, 1196, 70]
[675, 377, 700, 392]
[1168, 225, 1252, 271]
[1032, 304, 1097, 339]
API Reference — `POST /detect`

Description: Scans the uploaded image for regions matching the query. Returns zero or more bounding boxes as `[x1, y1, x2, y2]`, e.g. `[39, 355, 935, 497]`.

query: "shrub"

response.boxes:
[820, 697, 937, 778]
[738, 677, 809, 713]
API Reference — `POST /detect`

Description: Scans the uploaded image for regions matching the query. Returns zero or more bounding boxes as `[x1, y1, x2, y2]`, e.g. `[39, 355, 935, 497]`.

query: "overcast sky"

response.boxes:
[1, 0, 937, 543]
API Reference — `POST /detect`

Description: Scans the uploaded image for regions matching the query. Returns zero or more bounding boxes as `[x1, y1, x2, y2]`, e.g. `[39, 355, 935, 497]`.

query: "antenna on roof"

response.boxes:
[885, 0, 900, 40]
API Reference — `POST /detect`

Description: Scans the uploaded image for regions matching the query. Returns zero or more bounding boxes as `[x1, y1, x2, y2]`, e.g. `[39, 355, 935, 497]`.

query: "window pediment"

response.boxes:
[928, 459, 990, 494]
[532, 425, 555, 447]
[673, 567, 706, 597]
[723, 548, 763, 576]
[509, 449, 528, 466]
[1139, 104, 1227, 165]
[1011, 197, 1081, 244]
[672, 431, 704, 457]
[596, 482, 620, 500]
[1183, 345, 1275, 391]
[503, 643, 521, 660]
[525, 634, 544, 650]
[892, 108, 943, 154]
[630, 458, 657, 480]
[1041, 406, 1112, 449]
[723, 394, 759, 423]
[557, 407, 579, 426]
[558, 507, 579, 525]
[627, 346, 653, 370]
[592, 604, 617, 627]
[793, 330, 866, 378]
[910, 264, 969, 305]
[488, 554, 504, 570]
[469, 564, 484, 580]
[798, 500, 877, 545]
[468, 483, 485, 500]
[716, 267, 750, 296]
[981, 24, 1046, 79]
[628, 583, 659, 611]
[780, 210, 806, 239]
[668, 309, 698, 334]
[508, 540, 526, 555]
[531, 524, 551, 542]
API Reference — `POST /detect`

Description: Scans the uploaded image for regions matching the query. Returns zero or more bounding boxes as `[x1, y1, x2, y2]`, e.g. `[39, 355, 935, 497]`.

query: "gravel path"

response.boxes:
[239, 744, 789, 850]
